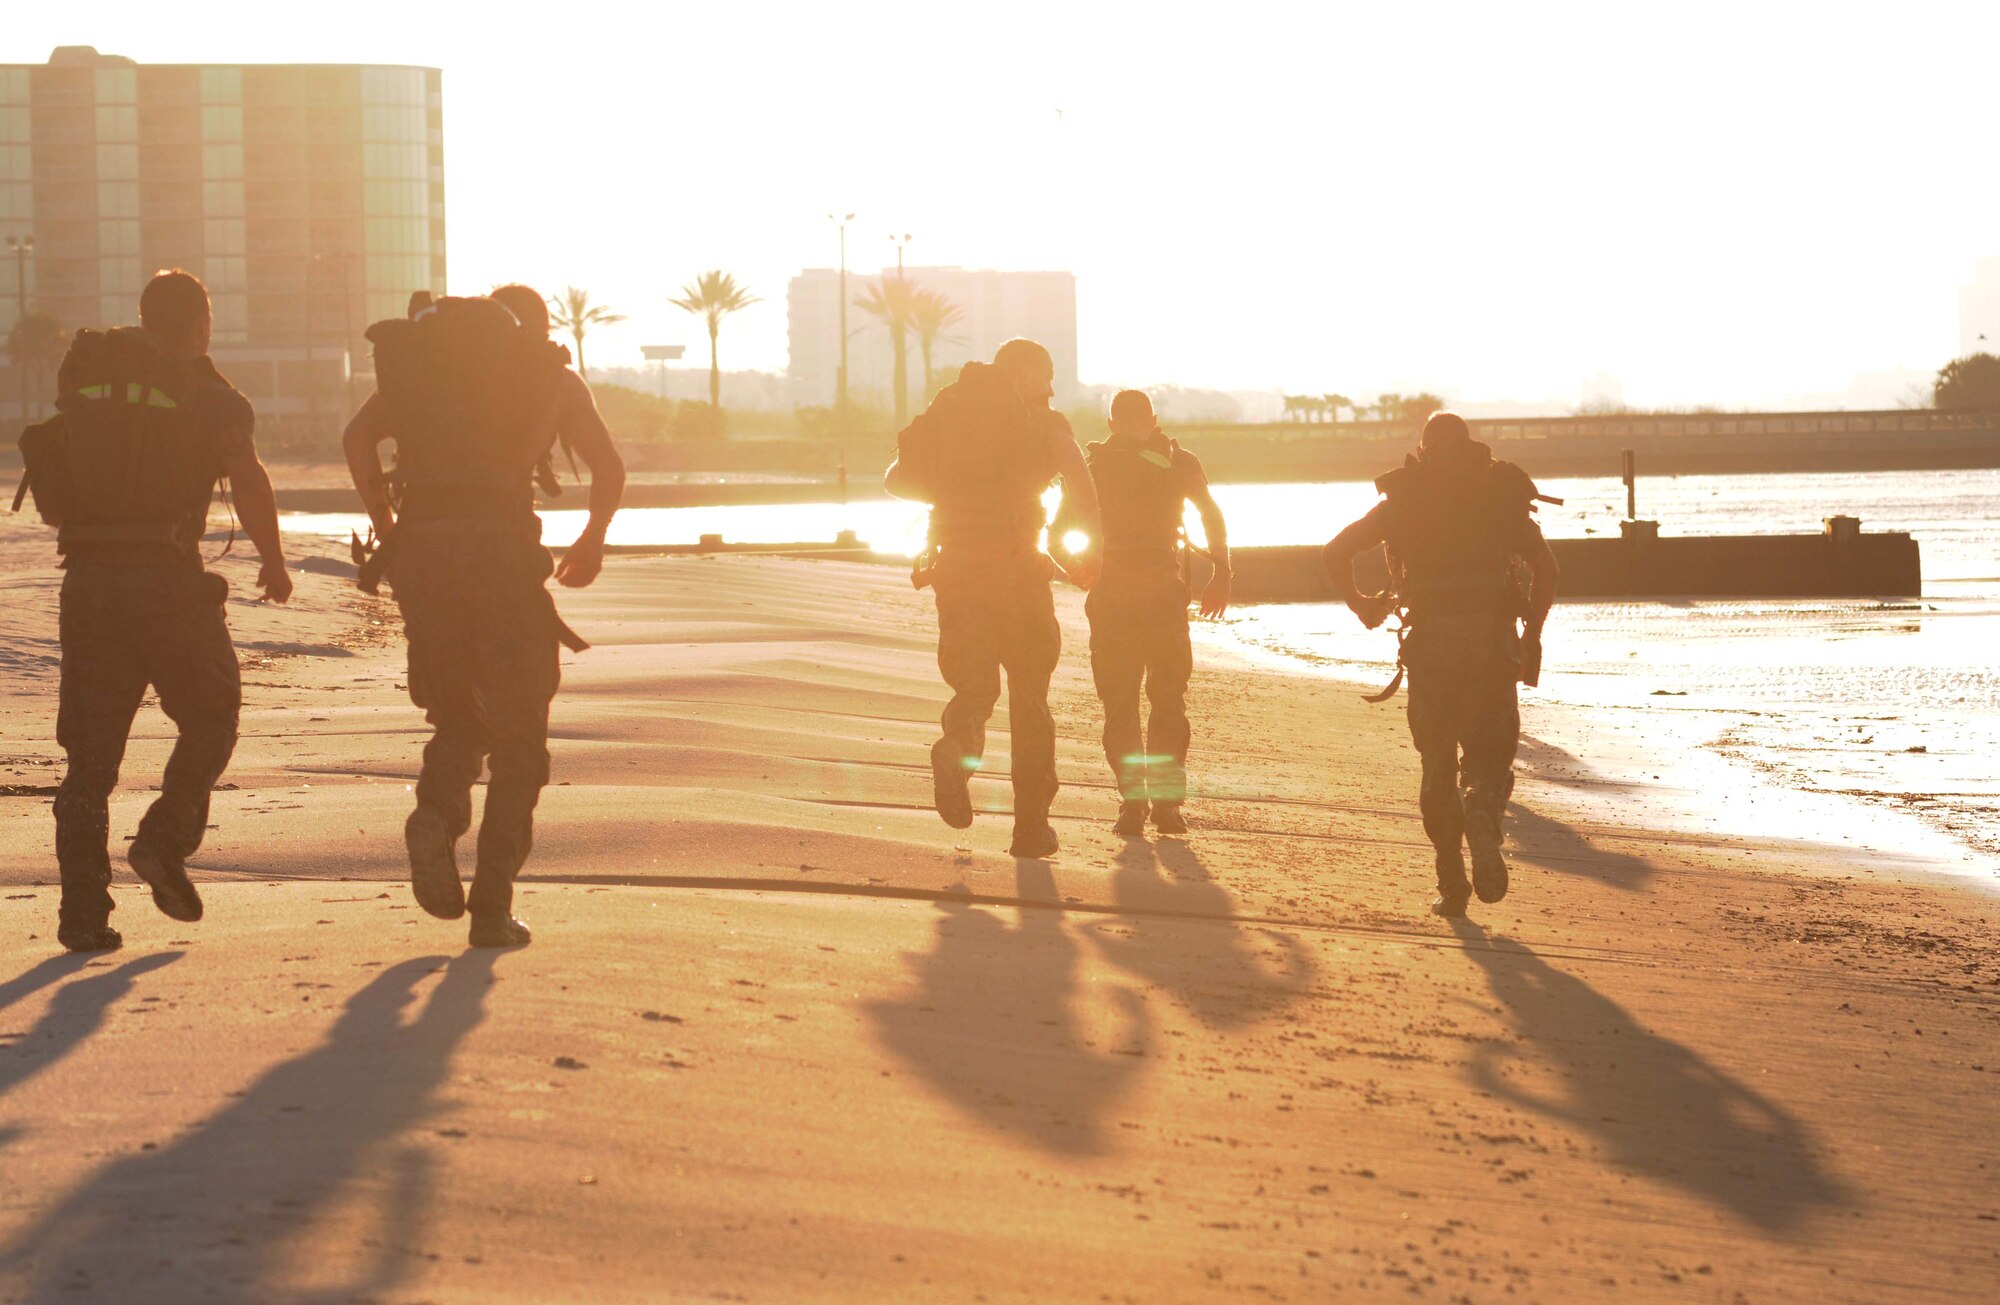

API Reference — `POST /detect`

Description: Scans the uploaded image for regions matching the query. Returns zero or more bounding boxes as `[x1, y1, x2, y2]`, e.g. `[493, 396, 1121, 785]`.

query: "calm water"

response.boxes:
[283, 468, 2000, 872]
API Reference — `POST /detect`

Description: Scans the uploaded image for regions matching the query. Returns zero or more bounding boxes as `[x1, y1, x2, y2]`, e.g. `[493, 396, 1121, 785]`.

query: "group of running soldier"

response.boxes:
[20, 269, 1556, 954]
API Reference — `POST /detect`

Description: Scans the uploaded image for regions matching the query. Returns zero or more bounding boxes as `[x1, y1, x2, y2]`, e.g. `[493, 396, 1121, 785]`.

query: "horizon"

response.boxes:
[8, 1, 1999, 411]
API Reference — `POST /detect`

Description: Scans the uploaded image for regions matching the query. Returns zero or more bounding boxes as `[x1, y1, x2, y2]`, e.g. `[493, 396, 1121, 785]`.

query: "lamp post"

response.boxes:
[827, 212, 854, 420]
[5, 234, 31, 318]
[7, 234, 34, 424]
[891, 231, 912, 277]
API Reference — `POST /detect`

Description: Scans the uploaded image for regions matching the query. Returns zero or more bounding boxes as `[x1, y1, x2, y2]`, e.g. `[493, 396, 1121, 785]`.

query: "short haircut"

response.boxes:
[490, 284, 549, 335]
[992, 337, 1053, 378]
[407, 289, 435, 318]
[139, 269, 210, 345]
[1420, 411, 1471, 446]
[1110, 389, 1155, 425]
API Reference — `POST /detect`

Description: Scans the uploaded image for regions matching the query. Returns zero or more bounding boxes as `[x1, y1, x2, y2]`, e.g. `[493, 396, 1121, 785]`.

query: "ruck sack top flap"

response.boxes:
[29, 327, 220, 553]
[1377, 442, 1540, 613]
[916, 361, 1058, 550]
[367, 296, 571, 519]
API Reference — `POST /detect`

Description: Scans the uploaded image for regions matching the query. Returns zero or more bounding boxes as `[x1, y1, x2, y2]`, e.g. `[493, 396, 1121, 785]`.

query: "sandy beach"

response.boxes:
[1, 519, 1997, 1303]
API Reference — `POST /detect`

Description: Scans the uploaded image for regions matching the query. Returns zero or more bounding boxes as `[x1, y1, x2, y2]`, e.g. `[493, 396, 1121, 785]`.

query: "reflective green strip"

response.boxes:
[144, 390, 178, 409]
[76, 384, 111, 399]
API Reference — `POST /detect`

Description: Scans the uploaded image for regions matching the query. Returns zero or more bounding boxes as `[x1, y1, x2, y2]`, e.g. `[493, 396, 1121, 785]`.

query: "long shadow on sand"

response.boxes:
[1453, 921, 1851, 1236]
[865, 860, 1151, 1157]
[1506, 803, 1656, 890]
[0, 952, 183, 1124]
[1087, 838, 1316, 1030]
[0, 951, 496, 1304]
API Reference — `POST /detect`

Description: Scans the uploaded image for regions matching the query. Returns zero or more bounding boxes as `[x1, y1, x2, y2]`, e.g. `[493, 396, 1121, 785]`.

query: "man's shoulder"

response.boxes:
[193, 368, 255, 443]
[1170, 443, 1206, 478]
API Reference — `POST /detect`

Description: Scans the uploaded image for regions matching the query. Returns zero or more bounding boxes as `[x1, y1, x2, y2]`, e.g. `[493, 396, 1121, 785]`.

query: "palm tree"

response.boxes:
[4, 311, 67, 420]
[854, 276, 920, 425]
[547, 286, 625, 381]
[908, 287, 965, 403]
[668, 271, 758, 410]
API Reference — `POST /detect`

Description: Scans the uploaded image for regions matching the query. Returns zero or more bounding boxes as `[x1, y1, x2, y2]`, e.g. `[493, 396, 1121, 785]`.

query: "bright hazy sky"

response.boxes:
[14, 2, 2000, 409]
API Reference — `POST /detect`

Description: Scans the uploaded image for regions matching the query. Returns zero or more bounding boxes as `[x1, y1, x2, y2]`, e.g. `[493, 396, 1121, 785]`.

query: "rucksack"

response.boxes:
[1377, 444, 1542, 617]
[905, 362, 1056, 552]
[364, 296, 572, 520]
[13, 327, 221, 556]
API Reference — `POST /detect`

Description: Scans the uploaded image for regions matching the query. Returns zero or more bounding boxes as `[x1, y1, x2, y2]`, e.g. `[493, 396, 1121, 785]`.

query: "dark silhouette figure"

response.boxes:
[0, 952, 182, 1118]
[866, 861, 1149, 1156]
[343, 285, 626, 947]
[1091, 839, 1313, 1030]
[0, 955, 95, 1016]
[25, 269, 293, 951]
[1454, 922, 1851, 1235]
[1323, 412, 1559, 916]
[0, 952, 497, 1303]
[885, 338, 1103, 858]
[1065, 389, 1233, 835]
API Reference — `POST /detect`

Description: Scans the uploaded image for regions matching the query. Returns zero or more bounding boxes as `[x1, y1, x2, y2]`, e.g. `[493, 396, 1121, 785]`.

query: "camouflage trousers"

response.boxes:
[55, 565, 241, 928]
[1403, 615, 1522, 884]
[1085, 568, 1192, 805]
[390, 525, 562, 916]
[932, 560, 1061, 822]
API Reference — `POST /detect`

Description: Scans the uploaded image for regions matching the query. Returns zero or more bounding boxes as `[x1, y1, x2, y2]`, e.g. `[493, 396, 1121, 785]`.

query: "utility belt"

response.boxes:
[351, 518, 588, 654]
[394, 482, 538, 523]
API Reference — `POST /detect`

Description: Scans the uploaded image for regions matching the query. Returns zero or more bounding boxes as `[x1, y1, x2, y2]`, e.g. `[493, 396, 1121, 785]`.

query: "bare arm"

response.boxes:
[1322, 510, 1391, 627]
[1183, 453, 1231, 618]
[222, 445, 291, 602]
[553, 378, 626, 589]
[341, 394, 395, 537]
[1048, 417, 1101, 589]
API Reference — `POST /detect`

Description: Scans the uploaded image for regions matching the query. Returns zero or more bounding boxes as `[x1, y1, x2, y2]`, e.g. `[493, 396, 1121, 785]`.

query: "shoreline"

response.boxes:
[2, 522, 1997, 1302]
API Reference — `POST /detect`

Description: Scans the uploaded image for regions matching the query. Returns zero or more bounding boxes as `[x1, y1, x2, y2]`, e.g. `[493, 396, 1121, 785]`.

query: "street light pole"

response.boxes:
[6, 234, 31, 318]
[893, 231, 912, 277]
[828, 212, 854, 420]
[7, 234, 34, 425]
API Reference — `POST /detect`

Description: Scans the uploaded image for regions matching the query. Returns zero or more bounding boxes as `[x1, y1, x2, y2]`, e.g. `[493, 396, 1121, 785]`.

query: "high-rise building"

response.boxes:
[2, 46, 445, 427]
[1961, 257, 2000, 359]
[788, 266, 1079, 411]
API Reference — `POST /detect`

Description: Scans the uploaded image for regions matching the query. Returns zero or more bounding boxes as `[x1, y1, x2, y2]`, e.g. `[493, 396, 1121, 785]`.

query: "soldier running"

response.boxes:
[886, 339, 1102, 858]
[16, 269, 293, 953]
[1074, 389, 1231, 835]
[342, 285, 625, 948]
[1321, 411, 1558, 916]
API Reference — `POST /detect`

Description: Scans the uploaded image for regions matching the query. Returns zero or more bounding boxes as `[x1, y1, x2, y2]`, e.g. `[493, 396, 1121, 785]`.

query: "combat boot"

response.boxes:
[1114, 800, 1149, 836]
[127, 838, 203, 923]
[468, 910, 532, 948]
[1432, 848, 1471, 918]
[1150, 802, 1188, 835]
[405, 804, 467, 920]
[57, 921, 123, 953]
[1464, 810, 1509, 904]
[931, 740, 975, 830]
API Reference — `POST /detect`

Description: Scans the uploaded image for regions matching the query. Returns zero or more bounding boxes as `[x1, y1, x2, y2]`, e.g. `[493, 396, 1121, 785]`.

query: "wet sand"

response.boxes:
[1, 522, 1997, 1303]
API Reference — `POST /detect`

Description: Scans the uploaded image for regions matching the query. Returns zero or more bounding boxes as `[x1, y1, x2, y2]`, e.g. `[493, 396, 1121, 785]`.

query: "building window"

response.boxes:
[94, 104, 139, 142]
[199, 68, 243, 105]
[96, 142, 140, 180]
[98, 220, 140, 257]
[205, 218, 247, 256]
[203, 181, 247, 218]
[202, 143, 245, 180]
[0, 69, 28, 106]
[0, 183, 28, 223]
[201, 105, 244, 142]
[97, 182, 140, 218]
[2, 106, 31, 145]
[205, 255, 247, 292]
[99, 257, 143, 297]
[211, 292, 248, 341]
[94, 68, 138, 105]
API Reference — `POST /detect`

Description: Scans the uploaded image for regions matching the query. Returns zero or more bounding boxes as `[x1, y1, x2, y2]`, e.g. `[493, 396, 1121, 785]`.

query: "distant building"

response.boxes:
[787, 266, 1079, 410]
[1, 46, 445, 425]
[1961, 257, 2000, 358]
